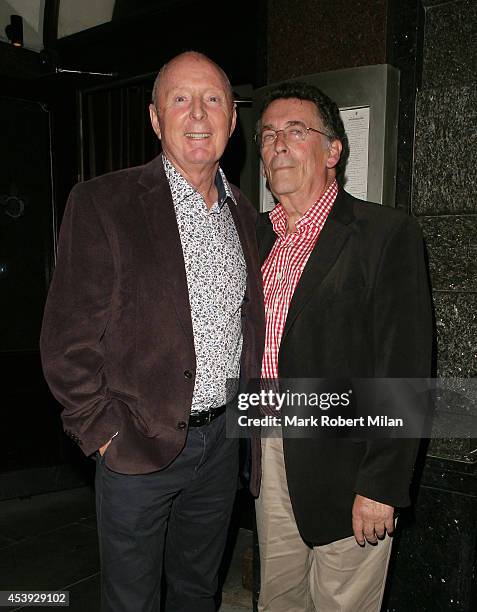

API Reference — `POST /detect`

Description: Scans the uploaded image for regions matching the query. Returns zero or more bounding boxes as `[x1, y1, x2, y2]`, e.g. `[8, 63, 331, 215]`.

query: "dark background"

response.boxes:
[0, 0, 267, 488]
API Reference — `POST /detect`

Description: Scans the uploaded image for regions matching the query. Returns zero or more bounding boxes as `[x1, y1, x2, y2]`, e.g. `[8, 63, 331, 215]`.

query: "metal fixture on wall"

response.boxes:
[4, 14, 23, 48]
[0, 194, 26, 219]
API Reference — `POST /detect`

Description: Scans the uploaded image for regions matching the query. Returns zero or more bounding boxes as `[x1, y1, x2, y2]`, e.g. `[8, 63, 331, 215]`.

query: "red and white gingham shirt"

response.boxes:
[261, 180, 338, 379]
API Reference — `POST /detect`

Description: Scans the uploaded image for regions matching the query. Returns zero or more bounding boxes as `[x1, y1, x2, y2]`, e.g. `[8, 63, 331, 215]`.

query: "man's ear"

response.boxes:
[149, 103, 161, 140]
[229, 103, 237, 137]
[326, 138, 342, 169]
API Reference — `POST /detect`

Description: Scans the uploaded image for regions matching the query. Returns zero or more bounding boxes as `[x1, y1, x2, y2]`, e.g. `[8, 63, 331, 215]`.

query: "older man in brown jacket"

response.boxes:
[40, 52, 264, 612]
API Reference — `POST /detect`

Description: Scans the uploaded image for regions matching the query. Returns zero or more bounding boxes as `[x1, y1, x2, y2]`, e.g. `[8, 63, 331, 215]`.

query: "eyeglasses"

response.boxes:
[255, 121, 333, 148]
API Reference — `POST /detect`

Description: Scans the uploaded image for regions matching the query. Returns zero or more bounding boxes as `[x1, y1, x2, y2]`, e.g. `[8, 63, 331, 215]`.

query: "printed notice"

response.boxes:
[339, 106, 370, 201]
[260, 168, 277, 213]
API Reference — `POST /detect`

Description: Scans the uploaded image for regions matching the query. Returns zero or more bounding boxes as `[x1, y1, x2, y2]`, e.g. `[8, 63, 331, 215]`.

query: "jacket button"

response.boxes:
[184, 370, 193, 379]
[177, 421, 187, 430]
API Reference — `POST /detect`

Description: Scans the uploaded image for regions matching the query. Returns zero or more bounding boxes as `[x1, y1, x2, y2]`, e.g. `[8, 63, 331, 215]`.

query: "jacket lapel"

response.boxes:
[138, 156, 194, 346]
[228, 195, 254, 295]
[281, 190, 355, 341]
[257, 212, 277, 265]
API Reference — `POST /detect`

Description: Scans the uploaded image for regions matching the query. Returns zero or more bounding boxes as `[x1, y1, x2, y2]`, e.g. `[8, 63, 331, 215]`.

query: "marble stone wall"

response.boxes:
[413, 0, 477, 462]
[386, 0, 424, 211]
[384, 1, 477, 610]
[385, 456, 477, 611]
[266, 0, 388, 82]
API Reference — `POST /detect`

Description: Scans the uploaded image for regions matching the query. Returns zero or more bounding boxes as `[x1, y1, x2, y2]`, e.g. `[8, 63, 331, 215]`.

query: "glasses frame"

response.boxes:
[254, 122, 333, 148]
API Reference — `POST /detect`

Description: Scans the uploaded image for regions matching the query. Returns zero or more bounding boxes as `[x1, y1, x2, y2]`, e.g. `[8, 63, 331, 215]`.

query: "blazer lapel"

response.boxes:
[228, 197, 255, 293]
[138, 157, 194, 346]
[282, 190, 355, 341]
[257, 213, 276, 265]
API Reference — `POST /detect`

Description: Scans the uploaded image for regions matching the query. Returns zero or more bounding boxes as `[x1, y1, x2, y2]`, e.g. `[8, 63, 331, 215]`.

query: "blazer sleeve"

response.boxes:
[40, 183, 122, 456]
[353, 215, 433, 507]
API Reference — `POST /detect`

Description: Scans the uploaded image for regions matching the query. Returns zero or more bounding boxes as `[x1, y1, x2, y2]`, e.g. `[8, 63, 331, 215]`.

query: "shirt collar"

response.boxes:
[216, 167, 237, 208]
[162, 154, 237, 209]
[269, 179, 338, 238]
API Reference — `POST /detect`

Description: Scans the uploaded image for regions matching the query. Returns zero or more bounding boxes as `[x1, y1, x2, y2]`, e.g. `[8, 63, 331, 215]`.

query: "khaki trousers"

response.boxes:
[255, 435, 393, 612]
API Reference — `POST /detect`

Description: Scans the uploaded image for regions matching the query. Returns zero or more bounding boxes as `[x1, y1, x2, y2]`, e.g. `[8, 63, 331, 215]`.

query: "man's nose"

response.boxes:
[274, 130, 288, 152]
[190, 97, 206, 120]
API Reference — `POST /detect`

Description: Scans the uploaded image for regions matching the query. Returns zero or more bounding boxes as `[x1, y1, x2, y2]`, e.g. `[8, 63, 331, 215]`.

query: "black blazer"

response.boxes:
[252, 188, 432, 545]
[40, 155, 265, 474]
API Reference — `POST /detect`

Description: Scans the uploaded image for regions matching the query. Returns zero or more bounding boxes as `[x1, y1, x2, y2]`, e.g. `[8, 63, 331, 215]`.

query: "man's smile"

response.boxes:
[185, 132, 212, 139]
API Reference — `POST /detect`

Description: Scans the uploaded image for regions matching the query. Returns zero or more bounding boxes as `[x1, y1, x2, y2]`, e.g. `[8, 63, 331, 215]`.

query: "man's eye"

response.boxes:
[208, 95, 220, 103]
[262, 132, 275, 143]
[174, 95, 187, 103]
[287, 128, 303, 138]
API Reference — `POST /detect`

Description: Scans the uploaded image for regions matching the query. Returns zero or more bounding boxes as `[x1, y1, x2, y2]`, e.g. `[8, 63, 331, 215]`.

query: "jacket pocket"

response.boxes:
[106, 388, 153, 437]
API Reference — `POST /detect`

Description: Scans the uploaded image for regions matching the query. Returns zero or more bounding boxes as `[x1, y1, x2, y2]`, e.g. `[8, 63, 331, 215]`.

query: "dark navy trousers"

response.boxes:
[95, 413, 238, 612]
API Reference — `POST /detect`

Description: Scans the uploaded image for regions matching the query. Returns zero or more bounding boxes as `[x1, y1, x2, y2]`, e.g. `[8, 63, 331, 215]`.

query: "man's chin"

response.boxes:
[183, 151, 220, 166]
[268, 182, 297, 197]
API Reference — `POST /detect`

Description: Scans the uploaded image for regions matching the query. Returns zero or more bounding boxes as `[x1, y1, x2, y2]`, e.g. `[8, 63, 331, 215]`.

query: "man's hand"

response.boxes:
[352, 494, 394, 546]
[98, 439, 112, 456]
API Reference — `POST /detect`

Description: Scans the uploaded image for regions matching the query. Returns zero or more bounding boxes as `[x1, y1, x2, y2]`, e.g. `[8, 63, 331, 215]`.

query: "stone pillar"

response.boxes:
[266, 0, 388, 82]
[385, 1, 477, 610]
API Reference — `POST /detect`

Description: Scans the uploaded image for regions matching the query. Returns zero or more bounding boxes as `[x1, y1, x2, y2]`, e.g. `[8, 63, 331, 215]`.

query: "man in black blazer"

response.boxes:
[252, 82, 432, 611]
[40, 52, 264, 612]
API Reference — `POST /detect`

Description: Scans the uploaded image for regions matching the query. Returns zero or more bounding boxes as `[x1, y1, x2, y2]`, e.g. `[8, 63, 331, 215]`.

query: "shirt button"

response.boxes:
[277, 272, 282, 281]
[177, 421, 187, 430]
[184, 370, 193, 379]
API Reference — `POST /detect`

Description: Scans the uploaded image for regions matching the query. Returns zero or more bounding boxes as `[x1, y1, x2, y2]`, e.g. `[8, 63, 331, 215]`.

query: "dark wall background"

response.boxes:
[0, 98, 53, 352]
[0, 0, 267, 497]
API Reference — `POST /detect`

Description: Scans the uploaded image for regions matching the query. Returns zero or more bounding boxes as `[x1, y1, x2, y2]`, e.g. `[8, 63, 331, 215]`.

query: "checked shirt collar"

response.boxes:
[269, 179, 338, 239]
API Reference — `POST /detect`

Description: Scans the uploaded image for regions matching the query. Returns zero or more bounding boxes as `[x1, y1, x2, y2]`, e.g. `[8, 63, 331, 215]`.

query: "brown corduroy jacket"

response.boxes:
[40, 155, 265, 474]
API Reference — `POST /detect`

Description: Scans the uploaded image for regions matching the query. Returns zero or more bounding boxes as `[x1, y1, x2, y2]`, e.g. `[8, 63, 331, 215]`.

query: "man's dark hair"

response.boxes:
[258, 81, 349, 183]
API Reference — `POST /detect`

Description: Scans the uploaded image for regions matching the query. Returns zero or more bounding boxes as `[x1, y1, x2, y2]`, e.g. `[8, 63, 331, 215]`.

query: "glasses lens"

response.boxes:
[284, 124, 306, 141]
[260, 130, 276, 146]
[259, 123, 309, 146]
